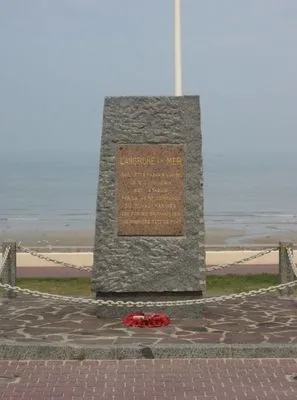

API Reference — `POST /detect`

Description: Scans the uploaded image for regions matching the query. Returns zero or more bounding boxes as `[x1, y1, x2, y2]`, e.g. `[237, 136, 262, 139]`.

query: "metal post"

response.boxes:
[278, 242, 295, 296]
[174, 0, 182, 96]
[1, 242, 17, 298]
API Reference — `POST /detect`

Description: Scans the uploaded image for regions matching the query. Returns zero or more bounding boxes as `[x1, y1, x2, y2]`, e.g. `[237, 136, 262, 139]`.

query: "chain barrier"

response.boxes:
[0, 246, 11, 277]
[286, 247, 297, 278]
[206, 247, 277, 272]
[4, 243, 294, 308]
[18, 244, 277, 274]
[1, 273, 297, 308]
[17, 244, 92, 272]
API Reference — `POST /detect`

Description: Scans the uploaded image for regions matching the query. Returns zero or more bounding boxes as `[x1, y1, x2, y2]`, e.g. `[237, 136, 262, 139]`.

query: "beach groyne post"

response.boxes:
[1, 241, 17, 299]
[278, 242, 295, 296]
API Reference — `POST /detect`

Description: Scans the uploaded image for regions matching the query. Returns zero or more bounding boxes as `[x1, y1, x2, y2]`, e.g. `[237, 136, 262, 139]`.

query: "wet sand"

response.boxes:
[0, 229, 95, 248]
[244, 232, 297, 245]
[0, 227, 296, 249]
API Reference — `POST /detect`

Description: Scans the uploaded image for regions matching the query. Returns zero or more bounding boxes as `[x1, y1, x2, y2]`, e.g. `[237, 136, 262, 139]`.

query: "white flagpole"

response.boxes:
[174, 0, 182, 96]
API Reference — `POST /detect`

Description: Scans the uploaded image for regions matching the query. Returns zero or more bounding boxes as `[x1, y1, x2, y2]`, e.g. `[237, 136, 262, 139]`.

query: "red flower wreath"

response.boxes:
[122, 312, 171, 328]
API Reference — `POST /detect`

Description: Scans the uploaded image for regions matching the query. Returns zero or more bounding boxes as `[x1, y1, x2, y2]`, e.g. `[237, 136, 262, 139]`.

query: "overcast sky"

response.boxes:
[0, 0, 296, 154]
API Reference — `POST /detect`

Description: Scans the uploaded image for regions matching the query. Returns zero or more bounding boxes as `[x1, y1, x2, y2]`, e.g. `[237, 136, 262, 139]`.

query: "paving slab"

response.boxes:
[1, 359, 297, 400]
[1, 294, 297, 359]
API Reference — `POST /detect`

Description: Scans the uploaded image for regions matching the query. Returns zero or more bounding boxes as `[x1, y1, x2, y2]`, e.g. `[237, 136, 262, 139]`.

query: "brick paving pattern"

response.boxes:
[1, 359, 297, 399]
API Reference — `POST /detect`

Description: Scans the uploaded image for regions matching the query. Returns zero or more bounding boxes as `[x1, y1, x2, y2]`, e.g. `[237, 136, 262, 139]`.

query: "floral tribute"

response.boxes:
[122, 312, 171, 328]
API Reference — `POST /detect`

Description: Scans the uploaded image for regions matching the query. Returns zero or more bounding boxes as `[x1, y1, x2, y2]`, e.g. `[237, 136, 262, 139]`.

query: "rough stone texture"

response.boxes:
[279, 242, 296, 295]
[1, 294, 297, 360]
[92, 96, 205, 317]
[1, 242, 17, 299]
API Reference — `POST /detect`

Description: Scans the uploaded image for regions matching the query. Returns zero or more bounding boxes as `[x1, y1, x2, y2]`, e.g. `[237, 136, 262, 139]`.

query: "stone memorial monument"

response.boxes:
[92, 96, 205, 317]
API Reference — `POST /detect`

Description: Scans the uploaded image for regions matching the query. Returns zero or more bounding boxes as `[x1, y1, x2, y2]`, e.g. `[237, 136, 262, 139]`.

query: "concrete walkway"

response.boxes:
[1, 359, 297, 399]
[1, 294, 297, 360]
[16, 264, 278, 277]
[13, 249, 284, 268]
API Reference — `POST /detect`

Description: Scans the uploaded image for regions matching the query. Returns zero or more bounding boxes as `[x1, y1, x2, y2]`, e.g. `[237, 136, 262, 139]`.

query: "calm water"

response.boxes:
[0, 150, 297, 236]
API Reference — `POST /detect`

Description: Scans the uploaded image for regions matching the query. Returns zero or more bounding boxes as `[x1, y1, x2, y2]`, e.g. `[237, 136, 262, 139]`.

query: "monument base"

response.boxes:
[95, 291, 204, 319]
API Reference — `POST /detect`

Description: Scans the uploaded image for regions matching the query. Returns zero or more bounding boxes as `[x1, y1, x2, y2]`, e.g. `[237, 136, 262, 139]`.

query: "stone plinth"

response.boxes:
[92, 96, 205, 317]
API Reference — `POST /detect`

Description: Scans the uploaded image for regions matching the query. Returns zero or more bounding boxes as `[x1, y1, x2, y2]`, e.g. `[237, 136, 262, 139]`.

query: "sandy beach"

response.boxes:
[1, 226, 296, 249]
[13, 249, 284, 268]
[1, 226, 296, 275]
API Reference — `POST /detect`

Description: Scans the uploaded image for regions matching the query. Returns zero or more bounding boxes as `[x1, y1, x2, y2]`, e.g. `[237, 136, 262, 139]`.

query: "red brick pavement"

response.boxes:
[1, 359, 297, 400]
[17, 264, 278, 278]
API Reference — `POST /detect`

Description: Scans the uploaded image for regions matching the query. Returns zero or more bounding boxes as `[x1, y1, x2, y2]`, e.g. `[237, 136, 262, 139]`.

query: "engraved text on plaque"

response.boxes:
[117, 145, 184, 236]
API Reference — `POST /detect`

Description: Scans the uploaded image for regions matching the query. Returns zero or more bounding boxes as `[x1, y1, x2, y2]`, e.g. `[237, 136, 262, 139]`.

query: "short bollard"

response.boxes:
[1, 242, 17, 299]
[278, 242, 295, 296]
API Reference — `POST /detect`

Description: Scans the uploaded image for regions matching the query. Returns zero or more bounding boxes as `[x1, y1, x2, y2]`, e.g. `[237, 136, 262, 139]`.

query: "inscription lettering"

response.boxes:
[119, 156, 183, 166]
[117, 145, 184, 236]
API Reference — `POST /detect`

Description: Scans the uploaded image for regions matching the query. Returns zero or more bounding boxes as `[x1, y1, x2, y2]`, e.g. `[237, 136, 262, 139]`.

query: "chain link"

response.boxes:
[1, 275, 297, 308]
[5, 243, 294, 307]
[206, 247, 277, 272]
[18, 244, 277, 275]
[286, 247, 297, 278]
[0, 246, 11, 277]
[17, 244, 92, 272]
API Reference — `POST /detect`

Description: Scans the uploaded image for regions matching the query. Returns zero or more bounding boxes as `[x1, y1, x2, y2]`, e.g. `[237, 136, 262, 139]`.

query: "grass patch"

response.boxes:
[16, 277, 91, 296]
[206, 274, 279, 295]
[9, 274, 284, 297]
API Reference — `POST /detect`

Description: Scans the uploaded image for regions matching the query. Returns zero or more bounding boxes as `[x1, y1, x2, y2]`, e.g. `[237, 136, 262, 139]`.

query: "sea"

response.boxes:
[0, 150, 297, 241]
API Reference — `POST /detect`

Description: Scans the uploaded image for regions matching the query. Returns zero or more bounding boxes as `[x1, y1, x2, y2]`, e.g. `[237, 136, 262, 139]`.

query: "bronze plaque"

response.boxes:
[117, 145, 184, 236]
